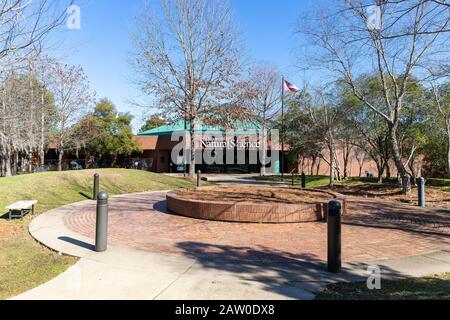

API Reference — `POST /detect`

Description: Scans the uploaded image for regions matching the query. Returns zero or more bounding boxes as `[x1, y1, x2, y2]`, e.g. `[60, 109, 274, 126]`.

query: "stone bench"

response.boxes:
[6, 200, 38, 220]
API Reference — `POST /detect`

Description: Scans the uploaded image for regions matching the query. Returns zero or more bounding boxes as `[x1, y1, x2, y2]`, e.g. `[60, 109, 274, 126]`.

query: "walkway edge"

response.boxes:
[18, 189, 450, 300]
[28, 191, 172, 259]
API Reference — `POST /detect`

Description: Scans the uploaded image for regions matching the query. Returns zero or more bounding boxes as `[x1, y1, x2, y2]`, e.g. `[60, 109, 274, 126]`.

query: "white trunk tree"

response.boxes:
[239, 65, 281, 176]
[431, 82, 450, 178]
[44, 61, 94, 171]
[0, 1, 71, 176]
[131, 0, 242, 176]
[298, 0, 449, 194]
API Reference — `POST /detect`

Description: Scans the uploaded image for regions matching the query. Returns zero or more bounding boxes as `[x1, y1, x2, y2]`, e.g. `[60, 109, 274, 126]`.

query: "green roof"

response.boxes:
[138, 120, 263, 137]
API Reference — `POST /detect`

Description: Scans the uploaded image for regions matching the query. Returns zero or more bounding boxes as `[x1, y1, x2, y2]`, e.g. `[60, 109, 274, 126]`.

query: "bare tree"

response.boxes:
[298, 0, 450, 194]
[131, 0, 242, 176]
[0, 67, 52, 176]
[355, 147, 368, 177]
[346, 0, 450, 39]
[338, 114, 360, 179]
[284, 94, 324, 177]
[238, 64, 281, 175]
[0, 0, 71, 67]
[302, 87, 344, 188]
[0, 1, 72, 176]
[24, 55, 54, 168]
[44, 60, 95, 171]
[431, 82, 450, 178]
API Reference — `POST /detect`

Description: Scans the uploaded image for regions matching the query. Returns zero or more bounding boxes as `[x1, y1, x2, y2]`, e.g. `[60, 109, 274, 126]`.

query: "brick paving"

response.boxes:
[64, 192, 450, 263]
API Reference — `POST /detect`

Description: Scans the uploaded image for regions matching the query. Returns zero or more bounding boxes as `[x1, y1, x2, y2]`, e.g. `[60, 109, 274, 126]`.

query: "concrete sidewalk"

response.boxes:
[12, 192, 450, 300]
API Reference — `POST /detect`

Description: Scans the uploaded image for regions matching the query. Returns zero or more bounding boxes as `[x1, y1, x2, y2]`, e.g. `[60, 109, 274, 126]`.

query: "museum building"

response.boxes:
[132, 121, 284, 174]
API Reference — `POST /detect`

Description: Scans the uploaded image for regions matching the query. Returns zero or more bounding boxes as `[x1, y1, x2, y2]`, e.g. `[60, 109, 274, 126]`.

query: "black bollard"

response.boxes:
[93, 173, 99, 200]
[327, 200, 342, 273]
[95, 192, 109, 252]
[417, 177, 426, 208]
[301, 172, 306, 189]
[197, 170, 201, 188]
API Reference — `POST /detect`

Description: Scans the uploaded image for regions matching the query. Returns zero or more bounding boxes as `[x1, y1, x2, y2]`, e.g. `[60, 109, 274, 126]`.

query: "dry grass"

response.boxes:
[175, 186, 334, 204]
[331, 182, 450, 209]
[316, 273, 450, 300]
[255, 175, 450, 209]
[0, 221, 22, 241]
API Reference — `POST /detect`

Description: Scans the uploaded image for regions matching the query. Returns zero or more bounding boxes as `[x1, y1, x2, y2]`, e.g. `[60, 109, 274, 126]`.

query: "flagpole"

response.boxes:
[281, 76, 285, 180]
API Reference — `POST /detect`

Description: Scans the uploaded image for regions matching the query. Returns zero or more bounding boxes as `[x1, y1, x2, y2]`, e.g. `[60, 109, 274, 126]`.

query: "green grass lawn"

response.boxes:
[0, 232, 77, 300]
[0, 169, 195, 300]
[254, 175, 331, 188]
[255, 175, 450, 191]
[0, 169, 195, 216]
[316, 273, 450, 300]
[427, 178, 450, 192]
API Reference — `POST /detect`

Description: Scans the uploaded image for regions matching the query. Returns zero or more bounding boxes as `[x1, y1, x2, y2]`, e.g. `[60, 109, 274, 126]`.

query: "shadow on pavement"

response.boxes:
[58, 236, 95, 251]
[344, 201, 450, 238]
[79, 192, 92, 200]
[176, 241, 408, 299]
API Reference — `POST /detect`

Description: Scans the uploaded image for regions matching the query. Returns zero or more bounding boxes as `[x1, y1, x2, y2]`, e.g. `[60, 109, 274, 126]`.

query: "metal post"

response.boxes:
[197, 170, 201, 188]
[95, 192, 109, 252]
[327, 200, 342, 273]
[417, 177, 426, 208]
[301, 172, 306, 189]
[93, 173, 99, 200]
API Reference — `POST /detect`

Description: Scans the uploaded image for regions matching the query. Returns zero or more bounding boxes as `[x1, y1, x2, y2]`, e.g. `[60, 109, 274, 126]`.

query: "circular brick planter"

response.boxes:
[166, 187, 346, 224]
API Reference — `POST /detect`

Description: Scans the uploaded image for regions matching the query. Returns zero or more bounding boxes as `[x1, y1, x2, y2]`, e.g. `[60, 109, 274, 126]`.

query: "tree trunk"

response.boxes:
[332, 147, 341, 181]
[377, 163, 385, 183]
[447, 123, 450, 179]
[260, 125, 267, 176]
[409, 158, 418, 185]
[328, 145, 334, 188]
[389, 124, 411, 194]
[5, 158, 11, 176]
[4, 145, 12, 177]
[385, 162, 391, 179]
[112, 154, 118, 168]
[447, 139, 450, 179]
[300, 156, 305, 174]
[28, 152, 33, 173]
[188, 117, 196, 177]
[343, 164, 348, 180]
[13, 151, 18, 175]
[40, 92, 46, 167]
[310, 155, 317, 176]
[21, 154, 26, 172]
[343, 143, 352, 180]
[40, 143, 45, 167]
[0, 154, 3, 177]
[57, 149, 64, 171]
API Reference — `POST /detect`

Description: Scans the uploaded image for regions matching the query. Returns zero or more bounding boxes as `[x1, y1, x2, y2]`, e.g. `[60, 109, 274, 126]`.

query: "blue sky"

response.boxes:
[56, 0, 315, 131]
